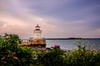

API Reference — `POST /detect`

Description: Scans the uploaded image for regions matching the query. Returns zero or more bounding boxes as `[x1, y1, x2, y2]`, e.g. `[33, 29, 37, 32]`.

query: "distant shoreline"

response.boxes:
[22, 38, 100, 40]
[45, 38, 100, 40]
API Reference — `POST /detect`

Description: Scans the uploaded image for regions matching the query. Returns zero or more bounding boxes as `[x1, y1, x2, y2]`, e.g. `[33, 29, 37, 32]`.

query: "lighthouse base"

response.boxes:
[30, 44, 46, 48]
[22, 39, 46, 48]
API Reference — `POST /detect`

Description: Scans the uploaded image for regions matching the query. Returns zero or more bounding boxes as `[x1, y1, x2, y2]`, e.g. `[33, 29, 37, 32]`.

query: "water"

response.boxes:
[46, 39, 100, 50]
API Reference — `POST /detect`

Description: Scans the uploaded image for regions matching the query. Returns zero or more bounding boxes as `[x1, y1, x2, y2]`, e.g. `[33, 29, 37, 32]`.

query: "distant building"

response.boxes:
[22, 24, 46, 48]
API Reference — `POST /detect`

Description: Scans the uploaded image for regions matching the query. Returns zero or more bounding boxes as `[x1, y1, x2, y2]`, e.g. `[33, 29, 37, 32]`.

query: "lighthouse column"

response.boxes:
[33, 24, 46, 48]
[33, 24, 42, 39]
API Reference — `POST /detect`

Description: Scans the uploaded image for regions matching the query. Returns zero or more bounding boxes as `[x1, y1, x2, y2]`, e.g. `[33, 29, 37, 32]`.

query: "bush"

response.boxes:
[0, 34, 34, 66]
[65, 45, 100, 66]
[37, 45, 66, 66]
[0, 34, 100, 66]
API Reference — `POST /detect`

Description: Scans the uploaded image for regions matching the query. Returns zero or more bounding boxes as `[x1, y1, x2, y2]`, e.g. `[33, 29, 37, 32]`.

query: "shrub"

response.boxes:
[0, 34, 34, 66]
[65, 45, 100, 66]
[38, 46, 66, 66]
[0, 34, 100, 66]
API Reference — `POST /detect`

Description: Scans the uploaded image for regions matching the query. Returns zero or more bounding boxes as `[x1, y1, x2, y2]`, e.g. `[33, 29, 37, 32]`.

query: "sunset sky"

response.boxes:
[0, 0, 100, 39]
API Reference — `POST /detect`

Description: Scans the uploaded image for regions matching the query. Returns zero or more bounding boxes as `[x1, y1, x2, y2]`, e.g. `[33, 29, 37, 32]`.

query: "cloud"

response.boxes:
[0, 0, 60, 38]
[0, 12, 59, 38]
[0, 0, 100, 38]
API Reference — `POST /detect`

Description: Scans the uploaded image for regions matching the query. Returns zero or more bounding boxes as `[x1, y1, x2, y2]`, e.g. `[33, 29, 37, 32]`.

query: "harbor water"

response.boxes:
[46, 39, 100, 50]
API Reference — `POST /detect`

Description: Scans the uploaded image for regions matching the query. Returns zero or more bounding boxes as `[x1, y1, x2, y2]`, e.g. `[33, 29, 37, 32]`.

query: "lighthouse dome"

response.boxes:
[35, 24, 40, 29]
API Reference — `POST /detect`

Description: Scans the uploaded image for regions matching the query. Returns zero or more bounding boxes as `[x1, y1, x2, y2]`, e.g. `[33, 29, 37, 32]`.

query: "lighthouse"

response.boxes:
[32, 24, 46, 48]
[33, 24, 42, 39]
[22, 24, 46, 48]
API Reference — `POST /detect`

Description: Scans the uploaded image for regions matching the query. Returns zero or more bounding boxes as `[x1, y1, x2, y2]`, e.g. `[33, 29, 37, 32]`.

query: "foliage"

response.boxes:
[65, 45, 100, 66]
[0, 34, 34, 66]
[38, 46, 66, 66]
[0, 34, 100, 66]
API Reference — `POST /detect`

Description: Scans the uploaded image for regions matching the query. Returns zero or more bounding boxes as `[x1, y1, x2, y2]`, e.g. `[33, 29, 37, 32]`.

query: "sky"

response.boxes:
[0, 0, 100, 39]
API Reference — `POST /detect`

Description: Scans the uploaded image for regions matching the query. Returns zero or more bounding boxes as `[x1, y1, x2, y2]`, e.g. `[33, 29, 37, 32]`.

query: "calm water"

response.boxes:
[46, 39, 100, 50]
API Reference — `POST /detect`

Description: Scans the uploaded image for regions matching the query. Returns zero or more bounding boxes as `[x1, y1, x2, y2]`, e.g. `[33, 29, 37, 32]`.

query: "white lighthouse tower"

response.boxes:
[33, 24, 42, 39]
[22, 24, 46, 48]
